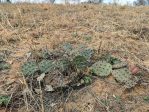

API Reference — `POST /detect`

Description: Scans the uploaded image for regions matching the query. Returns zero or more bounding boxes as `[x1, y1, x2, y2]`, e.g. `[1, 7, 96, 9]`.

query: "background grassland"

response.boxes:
[0, 4, 149, 112]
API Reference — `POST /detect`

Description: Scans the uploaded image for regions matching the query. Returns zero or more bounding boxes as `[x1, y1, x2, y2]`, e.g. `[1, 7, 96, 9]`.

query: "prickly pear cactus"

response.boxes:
[39, 60, 55, 73]
[21, 61, 38, 76]
[72, 55, 88, 69]
[91, 61, 112, 77]
[112, 68, 132, 83]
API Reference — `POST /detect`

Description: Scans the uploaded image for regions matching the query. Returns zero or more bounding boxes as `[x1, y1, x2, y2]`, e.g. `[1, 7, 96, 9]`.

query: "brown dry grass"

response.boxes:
[0, 4, 149, 112]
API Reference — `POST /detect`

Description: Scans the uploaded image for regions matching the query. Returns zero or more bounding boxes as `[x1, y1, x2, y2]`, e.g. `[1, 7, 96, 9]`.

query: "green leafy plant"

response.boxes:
[21, 61, 38, 76]
[0, 96, 10, 106]
[91, 61, 112, 77]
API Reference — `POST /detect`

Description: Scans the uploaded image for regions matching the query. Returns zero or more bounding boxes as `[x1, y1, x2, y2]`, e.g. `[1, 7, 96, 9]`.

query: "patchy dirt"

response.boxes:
[0, 4, 149, 112]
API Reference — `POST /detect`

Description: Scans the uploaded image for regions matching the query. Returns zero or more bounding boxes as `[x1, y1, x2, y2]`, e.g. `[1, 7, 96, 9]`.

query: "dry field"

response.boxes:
[0, 4, 149, 112]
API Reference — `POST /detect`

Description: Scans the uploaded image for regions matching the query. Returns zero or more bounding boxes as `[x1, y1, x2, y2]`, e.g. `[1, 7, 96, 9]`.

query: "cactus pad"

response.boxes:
[112, 68, 132, 83]
[21, 61, 38, 76]
[91, 61, 112, 77]
[39, 60, 55, 73]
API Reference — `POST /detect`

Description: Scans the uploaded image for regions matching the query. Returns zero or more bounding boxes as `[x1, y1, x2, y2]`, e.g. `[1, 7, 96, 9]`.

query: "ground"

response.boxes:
[0, 4, 149, 112]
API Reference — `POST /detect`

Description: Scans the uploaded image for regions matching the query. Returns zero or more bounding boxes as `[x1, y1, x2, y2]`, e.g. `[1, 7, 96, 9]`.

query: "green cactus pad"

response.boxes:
[39, 60, 55, 73]
[91, 61, 112, 77]
[72, 55, 88, 69]
[112, 68, 132, 83]
[21, 61, 38, 76]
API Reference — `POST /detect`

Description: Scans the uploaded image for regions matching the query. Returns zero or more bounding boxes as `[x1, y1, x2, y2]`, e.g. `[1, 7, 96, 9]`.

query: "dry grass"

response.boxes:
[0, 4, 149, 112]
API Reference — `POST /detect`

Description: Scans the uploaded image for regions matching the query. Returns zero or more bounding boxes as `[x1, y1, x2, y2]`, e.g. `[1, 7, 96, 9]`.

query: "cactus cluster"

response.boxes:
[91, 55, 138, 88]
[21, 43, 140, 90]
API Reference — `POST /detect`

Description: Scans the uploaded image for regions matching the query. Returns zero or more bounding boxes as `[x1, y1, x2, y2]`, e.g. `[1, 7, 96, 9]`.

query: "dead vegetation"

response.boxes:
[0, 4, 149, 112]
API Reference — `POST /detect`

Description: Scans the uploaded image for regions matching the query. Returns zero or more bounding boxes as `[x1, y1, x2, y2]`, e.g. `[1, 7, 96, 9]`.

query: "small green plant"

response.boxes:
[91, 61, 112, 77]
[143, 96, 149, 103]
[21, 61, 38, 76]
[0, 96, 10, 106]
[81, 76, 92, 85]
